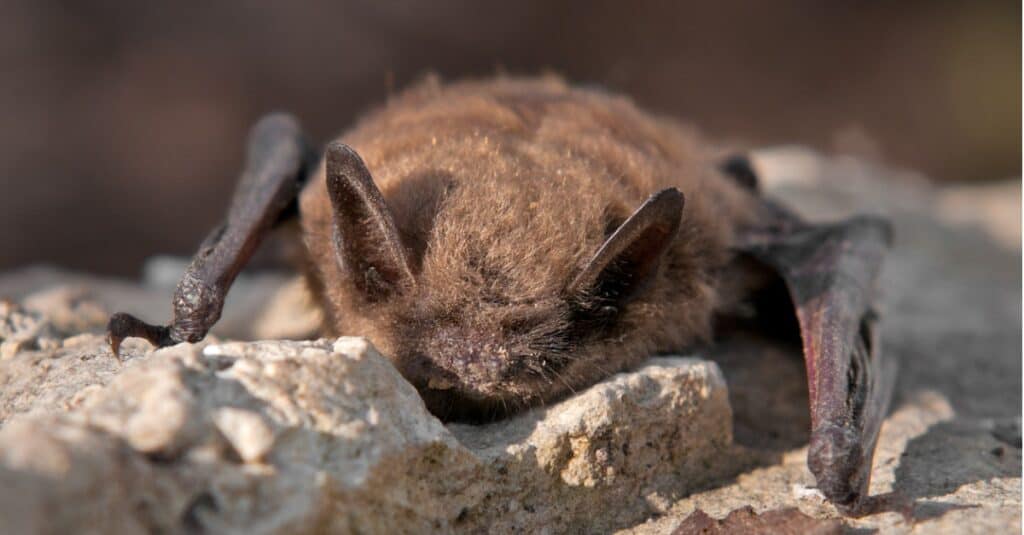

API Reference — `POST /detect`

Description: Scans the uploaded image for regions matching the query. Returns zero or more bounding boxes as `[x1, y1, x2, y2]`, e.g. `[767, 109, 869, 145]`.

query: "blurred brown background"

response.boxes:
[1, 1, 1019, 276]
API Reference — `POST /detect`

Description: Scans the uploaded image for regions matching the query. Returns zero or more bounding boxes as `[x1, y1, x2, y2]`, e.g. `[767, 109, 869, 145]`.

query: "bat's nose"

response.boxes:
[431, 326, 514, 386]
[449, 347, 514, 385]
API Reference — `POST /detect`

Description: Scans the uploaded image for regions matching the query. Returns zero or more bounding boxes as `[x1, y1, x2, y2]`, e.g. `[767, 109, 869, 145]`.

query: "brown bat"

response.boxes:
[107, 77, 894, 510]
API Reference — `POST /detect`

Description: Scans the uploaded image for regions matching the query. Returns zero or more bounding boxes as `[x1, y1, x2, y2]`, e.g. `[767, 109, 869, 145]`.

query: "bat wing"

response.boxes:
[107, 114, 315, 357]
[735, 198, 895, 510]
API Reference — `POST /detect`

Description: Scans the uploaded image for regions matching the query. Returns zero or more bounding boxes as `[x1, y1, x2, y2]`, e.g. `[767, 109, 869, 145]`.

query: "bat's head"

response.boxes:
[302, 142, 726, 422]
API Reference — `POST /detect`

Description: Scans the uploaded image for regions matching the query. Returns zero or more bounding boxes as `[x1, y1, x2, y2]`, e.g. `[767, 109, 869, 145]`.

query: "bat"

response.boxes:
[107, 76, 894, 511]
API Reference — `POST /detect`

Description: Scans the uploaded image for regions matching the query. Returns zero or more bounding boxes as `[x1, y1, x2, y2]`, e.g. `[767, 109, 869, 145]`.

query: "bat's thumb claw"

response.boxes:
[106, 312, 174, 361]
[108, 332, 123, 361]
[106, 312, 136, 361]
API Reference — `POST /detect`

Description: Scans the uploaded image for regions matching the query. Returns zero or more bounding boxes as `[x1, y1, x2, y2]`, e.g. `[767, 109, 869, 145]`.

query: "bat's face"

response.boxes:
[326, 251, 693, 422]
[319, 218, 643, 421]
[288, 133, 701, 420]
[300, 151, 700, 421]
[347, 291, 582, 420]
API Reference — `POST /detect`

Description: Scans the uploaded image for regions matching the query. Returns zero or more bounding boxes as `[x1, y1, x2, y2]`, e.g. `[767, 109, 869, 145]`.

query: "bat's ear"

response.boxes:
[718, 153, 759, 192]
[326, 142, 415, 301]
[568, 188, 685, 306]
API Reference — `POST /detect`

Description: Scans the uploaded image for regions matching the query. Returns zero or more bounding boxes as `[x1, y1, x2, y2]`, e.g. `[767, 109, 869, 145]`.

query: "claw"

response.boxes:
[106, 312, 176, 360]
[108, 331, 121, 361]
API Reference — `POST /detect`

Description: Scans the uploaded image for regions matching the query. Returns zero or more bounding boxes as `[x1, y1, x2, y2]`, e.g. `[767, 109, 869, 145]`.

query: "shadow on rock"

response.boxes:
[891, 418, 1021, 520]
[707, 334, 811, 452]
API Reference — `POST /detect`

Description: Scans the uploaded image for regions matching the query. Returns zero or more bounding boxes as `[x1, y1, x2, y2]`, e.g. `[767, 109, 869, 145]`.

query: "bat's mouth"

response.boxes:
[416, 386, 527, 423]
[418, 364, 564, 423]
[387, 346, 538, 423]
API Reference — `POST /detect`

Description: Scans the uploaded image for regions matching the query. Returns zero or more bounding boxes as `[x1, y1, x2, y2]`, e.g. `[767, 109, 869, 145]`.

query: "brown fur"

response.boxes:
[299, 76, 759, 420]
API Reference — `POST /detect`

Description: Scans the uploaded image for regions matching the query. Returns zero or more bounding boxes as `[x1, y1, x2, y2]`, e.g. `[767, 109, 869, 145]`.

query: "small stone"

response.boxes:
[61, 333, 102, 348]
[37, 337, 61, 351]
[792, 484, 826, 502]
[0, 301, 54, 356]
[212, 407, 276, 463]
[0, 341, 20, 360]
[22, 286, 109, 335]
[120, 375, 201, 456]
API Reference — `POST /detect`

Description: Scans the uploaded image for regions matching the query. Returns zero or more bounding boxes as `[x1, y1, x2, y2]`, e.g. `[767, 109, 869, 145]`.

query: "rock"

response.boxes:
[0, 336, 735, 534]
[20, 286, 111, 335]
[0, 300, 60, 359]
[211, 407, 277, 463]
[672, 507, 843, 535]
[451, 356, 736, 533]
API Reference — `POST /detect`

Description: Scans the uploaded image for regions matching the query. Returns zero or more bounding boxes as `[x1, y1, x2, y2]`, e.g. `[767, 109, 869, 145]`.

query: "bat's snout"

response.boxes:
[427, 326, 522, 388]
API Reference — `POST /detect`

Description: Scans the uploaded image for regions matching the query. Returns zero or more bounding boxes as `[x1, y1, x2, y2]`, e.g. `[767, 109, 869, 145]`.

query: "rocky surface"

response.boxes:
[0, 149, 1019, 533]
[0, 328, 735, 533]
[671, 506, 843, 535]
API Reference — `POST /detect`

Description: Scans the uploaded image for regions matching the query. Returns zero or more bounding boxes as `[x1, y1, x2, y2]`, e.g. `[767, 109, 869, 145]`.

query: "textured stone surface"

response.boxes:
[0, 331, 734, 534]
[450, 356, 736, 533]
[672, 507, 843, 535]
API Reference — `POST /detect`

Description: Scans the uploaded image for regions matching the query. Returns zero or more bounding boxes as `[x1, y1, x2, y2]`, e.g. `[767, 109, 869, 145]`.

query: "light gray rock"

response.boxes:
[0, 334, 735, 534]
[0, 300, 59, 359]
[451, 356, 736, 533]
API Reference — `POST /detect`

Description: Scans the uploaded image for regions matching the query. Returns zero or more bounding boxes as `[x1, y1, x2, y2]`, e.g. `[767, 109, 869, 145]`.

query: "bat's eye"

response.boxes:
[566, 301, 623, 339]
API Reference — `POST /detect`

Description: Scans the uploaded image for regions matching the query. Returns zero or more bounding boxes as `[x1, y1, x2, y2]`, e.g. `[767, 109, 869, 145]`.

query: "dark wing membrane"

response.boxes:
[736, 209, 895, 509]
[107, 113, 315, 357]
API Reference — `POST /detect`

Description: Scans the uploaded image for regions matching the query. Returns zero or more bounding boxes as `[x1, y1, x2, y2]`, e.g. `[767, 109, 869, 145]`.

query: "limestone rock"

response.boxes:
[0, 300, 60, 359]
[0, 335, 734, 534]
[672, 507, 843, 535]
[451, 356, 734, 533]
